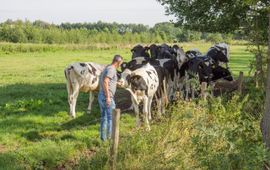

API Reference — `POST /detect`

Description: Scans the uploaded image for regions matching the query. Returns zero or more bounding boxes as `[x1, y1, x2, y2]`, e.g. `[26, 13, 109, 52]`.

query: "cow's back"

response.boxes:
[65, 62, 106, 92]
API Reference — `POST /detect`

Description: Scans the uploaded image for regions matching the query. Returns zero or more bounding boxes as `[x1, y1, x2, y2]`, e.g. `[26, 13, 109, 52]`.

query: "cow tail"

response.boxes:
[64, 67, 73, 95]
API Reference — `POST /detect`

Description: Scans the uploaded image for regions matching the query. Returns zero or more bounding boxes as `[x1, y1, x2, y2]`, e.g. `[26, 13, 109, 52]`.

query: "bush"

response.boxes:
[206, 33, 224, 43]
[86, 94, 269, 169]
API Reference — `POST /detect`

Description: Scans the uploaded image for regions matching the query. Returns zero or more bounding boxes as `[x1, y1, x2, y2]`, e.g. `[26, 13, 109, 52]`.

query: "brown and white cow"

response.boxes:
[64, 62, 106, 118]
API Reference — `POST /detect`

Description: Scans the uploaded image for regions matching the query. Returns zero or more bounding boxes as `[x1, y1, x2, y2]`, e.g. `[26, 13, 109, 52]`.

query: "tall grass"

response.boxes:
[87, 92, 269, 169]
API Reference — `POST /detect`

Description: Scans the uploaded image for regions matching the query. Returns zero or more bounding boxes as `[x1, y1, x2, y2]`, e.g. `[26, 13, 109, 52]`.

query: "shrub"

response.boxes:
[206, 33, 224, 43]
[86, 94, 269, 169]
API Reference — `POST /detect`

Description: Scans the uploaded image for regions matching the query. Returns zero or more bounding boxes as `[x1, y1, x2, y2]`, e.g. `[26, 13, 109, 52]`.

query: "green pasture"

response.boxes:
[0, 42, 254, 169]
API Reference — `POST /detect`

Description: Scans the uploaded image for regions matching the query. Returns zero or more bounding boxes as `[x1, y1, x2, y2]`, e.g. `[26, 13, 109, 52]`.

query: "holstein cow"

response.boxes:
[118, 62, 167, 130]
[180, 43, 233, 99]
[130, 44, 188, 101]
[131, 45, 150, 59]
[151, 44, 188, 101]
[149, 44, 159, 59]
[64, 62, 106, 118]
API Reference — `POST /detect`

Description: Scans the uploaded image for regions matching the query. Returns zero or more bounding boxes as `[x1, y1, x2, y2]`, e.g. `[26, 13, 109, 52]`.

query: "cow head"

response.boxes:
[131, 45, 150, 59]
[212, 66, 233, 81]
[207, 43, 229, 64]
[172, 45, 188, 68]
[118, 59, 147, 88]
[157, 44, 173, 59]
[149, 44, 159, 59]
[118, 68, 132, 88]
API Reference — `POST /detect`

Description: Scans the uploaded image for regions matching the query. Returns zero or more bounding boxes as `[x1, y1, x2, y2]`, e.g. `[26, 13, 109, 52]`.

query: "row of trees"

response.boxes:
[0, 20, 243, 44]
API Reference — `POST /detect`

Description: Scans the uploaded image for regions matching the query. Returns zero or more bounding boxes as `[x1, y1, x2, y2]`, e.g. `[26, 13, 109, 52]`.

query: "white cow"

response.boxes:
[118, 63, 163, 130]
[64, 62, 106, 118]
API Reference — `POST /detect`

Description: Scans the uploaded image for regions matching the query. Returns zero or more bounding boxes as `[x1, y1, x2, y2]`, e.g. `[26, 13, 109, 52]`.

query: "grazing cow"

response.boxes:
[64, 62, 106, 118]
[131, 45, 150, 59]
[118, 63, 167, 130]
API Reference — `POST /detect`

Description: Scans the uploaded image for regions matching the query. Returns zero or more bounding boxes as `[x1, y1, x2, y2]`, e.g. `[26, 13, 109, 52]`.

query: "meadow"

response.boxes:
[0, 42, 263, 169]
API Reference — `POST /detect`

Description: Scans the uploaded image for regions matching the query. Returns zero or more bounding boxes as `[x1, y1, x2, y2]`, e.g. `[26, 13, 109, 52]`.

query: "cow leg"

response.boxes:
[163, 79, 168, 105]
[147, 96, 153, 121]
[87, 91, 94, 114]
[143, 97, 150, 131]
[191, 83, 195, 99]
[185, 75, 191, 100]
[156, 98, 162, 117]
[132, 98, 141, 128]
[69, 83, 80, 118]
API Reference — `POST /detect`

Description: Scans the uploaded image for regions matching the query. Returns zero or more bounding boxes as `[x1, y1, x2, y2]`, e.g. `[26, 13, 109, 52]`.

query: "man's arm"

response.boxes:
[103, 77, 111, 106]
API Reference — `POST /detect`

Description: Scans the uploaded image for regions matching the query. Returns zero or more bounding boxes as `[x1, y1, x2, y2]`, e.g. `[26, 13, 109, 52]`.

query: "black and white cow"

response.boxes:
[118, 62, 167, 130]
[131, 45, 150, 59]
[212, 66, 233, 81]
[129, 44, 188, 101]
[180, 43, 232, 99]
[149, 44, 159, 59]
[64, 62, 106, 118]
[207, 43, 230, 65]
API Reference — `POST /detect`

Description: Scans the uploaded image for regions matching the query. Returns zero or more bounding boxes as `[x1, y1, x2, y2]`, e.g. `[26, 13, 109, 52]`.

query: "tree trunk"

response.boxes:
[255, 51, 263, 88]
[255, 14, 264, 88]
[261, 13, 270, 149]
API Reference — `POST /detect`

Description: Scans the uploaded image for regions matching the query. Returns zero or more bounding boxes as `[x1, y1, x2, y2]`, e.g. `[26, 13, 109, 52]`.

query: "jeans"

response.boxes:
[98, 93, 115, 141]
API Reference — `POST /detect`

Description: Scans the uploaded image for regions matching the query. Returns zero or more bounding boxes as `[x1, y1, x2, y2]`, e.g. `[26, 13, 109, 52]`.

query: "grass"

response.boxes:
[0, 42, 254, 169]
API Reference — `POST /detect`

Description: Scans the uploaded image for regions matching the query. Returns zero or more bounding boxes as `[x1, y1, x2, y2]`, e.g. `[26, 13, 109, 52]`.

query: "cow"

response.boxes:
[149, 44, 187, 68]
[180, 43, 232, 99]
[207, 43, 230, 65]
[212, 66, 233, 81]
[64, 62, 106, 118]
[157, 44, 174, 59]
[118, 62, 167, 130]
[131, 45, 150, 59]
[128, 44, 188, 101]
[149, 44, 159, 59]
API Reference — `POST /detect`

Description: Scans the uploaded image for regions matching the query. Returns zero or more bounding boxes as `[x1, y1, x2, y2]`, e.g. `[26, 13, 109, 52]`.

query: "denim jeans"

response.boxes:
[98, 93, 115, 141]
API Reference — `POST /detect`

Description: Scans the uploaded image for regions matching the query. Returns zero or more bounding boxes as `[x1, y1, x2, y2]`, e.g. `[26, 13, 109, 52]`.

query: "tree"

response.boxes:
[261, 12, 270, 151]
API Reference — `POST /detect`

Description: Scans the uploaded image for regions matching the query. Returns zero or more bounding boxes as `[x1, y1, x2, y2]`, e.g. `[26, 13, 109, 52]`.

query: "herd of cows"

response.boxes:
[64, 43, 233, 130]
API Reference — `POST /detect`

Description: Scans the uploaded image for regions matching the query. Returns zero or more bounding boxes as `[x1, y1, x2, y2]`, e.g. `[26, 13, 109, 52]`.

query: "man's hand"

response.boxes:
[106, 97, 111, 107]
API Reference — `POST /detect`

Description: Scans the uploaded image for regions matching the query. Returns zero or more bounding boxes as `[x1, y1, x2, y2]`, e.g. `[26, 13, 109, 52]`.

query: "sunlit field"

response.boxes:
[0, 42, 254, 169]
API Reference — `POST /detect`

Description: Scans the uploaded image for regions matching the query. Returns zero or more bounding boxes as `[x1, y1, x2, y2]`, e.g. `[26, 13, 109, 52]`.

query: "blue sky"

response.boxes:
[0, 0, 174, 26]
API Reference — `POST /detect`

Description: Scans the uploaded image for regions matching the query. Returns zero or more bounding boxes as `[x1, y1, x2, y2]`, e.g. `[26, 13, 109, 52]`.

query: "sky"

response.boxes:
[0, 0, 174, 26]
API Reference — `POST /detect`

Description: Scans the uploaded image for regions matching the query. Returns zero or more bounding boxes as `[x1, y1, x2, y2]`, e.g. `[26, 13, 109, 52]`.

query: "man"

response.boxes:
[98, 55, 123, 141]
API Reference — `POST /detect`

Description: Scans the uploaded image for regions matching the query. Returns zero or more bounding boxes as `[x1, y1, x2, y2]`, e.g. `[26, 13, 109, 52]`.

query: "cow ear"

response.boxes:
[131, 49, 134, 52]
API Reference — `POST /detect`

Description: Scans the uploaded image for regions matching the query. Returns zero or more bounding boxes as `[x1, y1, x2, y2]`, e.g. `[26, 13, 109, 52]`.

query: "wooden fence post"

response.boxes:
[238, 72, 244, 94]
[109, 109, 121, 170]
